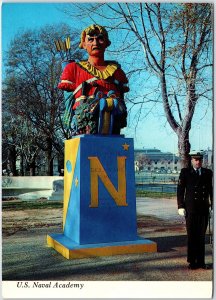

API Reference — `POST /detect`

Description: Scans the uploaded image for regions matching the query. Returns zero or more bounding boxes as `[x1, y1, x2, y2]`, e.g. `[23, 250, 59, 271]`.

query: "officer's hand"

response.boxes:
[178, 208, 186, 216]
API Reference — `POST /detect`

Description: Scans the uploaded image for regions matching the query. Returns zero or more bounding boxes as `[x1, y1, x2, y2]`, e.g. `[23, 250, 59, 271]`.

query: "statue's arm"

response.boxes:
[58, 62, 76, 92]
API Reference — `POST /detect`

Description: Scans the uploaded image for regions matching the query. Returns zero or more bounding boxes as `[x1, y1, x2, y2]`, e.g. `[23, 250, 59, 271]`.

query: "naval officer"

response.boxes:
[177, 151, 213, 270]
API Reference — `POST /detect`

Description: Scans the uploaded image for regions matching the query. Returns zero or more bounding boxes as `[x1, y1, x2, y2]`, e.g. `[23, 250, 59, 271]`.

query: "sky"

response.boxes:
[1, 2, 213, 154]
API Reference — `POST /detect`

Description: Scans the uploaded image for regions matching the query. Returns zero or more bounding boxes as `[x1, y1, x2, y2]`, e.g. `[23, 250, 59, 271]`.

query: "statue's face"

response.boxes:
[83, 30, 107, 56]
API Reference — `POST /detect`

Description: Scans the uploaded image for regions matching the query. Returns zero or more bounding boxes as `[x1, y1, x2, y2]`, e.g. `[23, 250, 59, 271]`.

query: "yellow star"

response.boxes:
[75, 177, 79, 187]
[122, 143, 130, 151]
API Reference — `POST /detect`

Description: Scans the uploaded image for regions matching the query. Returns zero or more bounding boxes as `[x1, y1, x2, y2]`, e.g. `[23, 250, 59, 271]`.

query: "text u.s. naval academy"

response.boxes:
[17, 281, 84, 289]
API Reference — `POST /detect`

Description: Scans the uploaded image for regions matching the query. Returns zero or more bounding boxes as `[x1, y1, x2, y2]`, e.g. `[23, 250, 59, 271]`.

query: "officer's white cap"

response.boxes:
[190, 150, 204, 158]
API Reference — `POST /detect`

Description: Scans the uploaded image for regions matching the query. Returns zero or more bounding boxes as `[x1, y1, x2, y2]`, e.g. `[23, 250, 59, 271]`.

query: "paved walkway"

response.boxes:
[136, 197, 180, 220]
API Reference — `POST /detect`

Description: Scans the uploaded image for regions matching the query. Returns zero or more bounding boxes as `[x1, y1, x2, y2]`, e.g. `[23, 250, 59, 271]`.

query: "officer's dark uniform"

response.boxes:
[177, 156, 213, 268]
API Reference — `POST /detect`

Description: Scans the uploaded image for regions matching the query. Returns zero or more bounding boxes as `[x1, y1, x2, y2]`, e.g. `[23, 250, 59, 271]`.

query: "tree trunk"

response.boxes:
[177, 129, 191, 168]
[20, 154, 24, 176]
[47, 138, 53, 176]
[47, 156, 54, 176]
[8, 146, 17, 175]
[29, 162, 36, 176]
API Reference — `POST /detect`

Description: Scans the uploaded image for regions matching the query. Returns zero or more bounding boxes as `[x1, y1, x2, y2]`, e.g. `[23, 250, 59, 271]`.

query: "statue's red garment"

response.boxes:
[58, 61, 129, 109]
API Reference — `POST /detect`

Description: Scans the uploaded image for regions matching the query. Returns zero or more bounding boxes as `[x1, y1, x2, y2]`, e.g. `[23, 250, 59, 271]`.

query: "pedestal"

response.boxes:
[47, 135, 157, 259]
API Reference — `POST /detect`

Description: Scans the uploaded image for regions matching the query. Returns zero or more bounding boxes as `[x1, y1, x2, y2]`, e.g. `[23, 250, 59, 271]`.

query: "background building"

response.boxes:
[134, 148, 212, 173]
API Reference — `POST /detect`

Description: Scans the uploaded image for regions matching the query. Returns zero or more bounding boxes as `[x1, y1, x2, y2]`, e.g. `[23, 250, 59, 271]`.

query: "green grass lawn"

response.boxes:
[2, 199, 63, 210]
[2, 191, 175, 211]
[136, 190, 176, 198]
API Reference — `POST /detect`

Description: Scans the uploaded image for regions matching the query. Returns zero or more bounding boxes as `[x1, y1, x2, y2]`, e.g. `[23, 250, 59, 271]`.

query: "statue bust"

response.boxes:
[57, 24, 129, 136]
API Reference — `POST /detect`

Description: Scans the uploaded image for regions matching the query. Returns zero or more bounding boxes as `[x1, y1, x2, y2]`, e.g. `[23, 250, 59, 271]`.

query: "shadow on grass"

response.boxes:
[150, 234, 212, 252]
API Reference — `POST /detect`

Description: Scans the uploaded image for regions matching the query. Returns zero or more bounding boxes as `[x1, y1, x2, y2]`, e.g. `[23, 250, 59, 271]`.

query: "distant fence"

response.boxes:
[136, 183, 177, 193]
[135, 172, 179, 184]
[135, 172, 178, 193]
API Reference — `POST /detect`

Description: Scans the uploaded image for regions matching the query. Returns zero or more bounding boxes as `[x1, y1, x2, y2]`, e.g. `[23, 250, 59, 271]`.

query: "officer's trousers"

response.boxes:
[185, 213, 209, 265]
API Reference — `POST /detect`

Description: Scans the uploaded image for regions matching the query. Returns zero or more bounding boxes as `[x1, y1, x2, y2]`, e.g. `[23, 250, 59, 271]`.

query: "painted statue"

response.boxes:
[57, 24, 129, 136]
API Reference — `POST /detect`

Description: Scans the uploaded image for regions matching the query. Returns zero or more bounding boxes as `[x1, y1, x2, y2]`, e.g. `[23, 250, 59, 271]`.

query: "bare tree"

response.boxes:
[136, 153, 151, 170]
[65, 3, 213, 167]
[2, 79, 42, 175]
[3, 23, 84, 175]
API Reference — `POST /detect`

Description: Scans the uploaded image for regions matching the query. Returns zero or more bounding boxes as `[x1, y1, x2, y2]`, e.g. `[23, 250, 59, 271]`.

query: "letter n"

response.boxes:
[88, 156, 127, 208]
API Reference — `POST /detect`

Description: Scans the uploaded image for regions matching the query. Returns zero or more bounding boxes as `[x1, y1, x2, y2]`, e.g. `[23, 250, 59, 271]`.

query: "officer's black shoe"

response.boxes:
[188, 263, 198, 270]
[197, 263, 212, 270]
